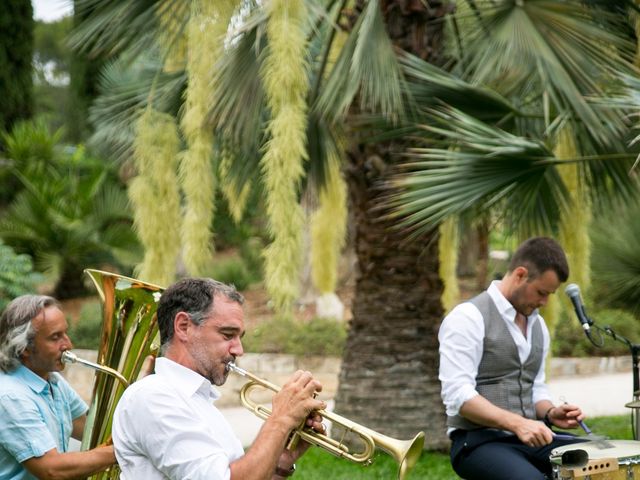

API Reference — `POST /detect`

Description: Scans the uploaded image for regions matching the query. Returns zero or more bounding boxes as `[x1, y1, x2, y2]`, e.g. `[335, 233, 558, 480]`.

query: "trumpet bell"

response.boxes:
[359, 423, 425, 480]
[398, 432, 425, 480]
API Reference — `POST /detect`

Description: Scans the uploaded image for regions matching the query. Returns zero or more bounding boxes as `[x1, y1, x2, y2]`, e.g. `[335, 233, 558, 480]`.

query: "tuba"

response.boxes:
[73, 269, 163, 479]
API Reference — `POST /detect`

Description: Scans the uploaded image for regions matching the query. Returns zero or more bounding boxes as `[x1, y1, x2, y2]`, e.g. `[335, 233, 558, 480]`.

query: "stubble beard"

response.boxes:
[191, 341, 229, 386]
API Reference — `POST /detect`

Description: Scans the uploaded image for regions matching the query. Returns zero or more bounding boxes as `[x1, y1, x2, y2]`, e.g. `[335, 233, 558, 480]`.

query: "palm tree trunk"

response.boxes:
[334, 3, 451, 449]
[336, 141, 447, 449]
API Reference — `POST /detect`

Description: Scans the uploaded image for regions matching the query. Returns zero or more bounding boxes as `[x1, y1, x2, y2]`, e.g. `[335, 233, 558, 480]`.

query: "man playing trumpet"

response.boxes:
[113, 277, 326, 479]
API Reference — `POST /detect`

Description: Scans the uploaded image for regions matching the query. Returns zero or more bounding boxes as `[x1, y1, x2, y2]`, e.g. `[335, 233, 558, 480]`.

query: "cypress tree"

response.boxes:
[68, 0, 103, 142]
[0, 0, 34, 133]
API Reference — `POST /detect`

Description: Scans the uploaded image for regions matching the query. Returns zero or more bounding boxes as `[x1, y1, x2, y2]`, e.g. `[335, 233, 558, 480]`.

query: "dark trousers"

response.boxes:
[450, 429, 584, 480]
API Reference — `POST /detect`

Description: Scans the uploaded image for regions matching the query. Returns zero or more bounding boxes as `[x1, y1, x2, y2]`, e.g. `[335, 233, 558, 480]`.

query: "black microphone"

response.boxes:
[564, 283, 592, 332]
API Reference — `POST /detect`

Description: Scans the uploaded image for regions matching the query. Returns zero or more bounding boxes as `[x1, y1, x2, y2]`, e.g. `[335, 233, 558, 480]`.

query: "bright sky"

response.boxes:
[32, 0, 73, 22]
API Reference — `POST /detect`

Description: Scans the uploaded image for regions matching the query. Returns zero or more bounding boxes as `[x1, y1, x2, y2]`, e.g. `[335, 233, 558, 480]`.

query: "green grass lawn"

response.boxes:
[294, 415, 635, 479]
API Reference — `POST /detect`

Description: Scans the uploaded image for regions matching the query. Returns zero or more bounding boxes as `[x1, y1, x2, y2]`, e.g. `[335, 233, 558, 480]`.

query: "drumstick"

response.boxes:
[559, 397, 613, 449]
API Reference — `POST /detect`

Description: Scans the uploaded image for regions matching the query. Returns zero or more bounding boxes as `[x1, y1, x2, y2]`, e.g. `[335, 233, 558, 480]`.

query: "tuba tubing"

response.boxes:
[61, 350, 130, 388]
[226, 362, 425, 480]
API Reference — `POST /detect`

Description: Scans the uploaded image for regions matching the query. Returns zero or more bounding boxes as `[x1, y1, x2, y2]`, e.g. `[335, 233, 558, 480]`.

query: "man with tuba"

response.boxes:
[439, 237, 586, 480]
[0, 295, 117, 479]
[112, 277, 326, 479]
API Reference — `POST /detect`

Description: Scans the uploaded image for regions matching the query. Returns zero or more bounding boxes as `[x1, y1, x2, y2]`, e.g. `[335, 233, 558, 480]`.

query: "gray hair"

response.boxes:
[0, 295, 60, 372]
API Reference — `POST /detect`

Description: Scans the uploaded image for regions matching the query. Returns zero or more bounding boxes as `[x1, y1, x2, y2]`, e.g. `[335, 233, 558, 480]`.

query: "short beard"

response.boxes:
[191, 342, 230, 386]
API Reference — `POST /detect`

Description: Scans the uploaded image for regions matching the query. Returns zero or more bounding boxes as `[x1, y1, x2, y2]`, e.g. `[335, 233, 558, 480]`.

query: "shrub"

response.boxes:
[67, 300, 103, 350]
[553, 308, 640, 357]
[0, 241, 43, 311]
[206, 256, 258, 291]
[243, 316, 347, 357]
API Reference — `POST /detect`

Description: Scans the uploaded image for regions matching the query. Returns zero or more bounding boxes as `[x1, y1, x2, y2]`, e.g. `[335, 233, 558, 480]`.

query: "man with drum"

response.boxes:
[439, 237, 586, 479]
[112, 277, 326, 479]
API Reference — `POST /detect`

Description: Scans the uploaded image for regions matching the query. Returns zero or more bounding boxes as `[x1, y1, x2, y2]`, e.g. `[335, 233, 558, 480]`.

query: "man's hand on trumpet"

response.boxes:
[269, 370, 327, 476]
[271, 370, 326, 433]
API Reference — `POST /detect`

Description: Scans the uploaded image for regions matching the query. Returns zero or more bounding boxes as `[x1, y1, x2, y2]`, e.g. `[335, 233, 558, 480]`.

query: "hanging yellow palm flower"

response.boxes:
[155, 0, 188, 72]
[557, 124, 591, 293]
[129, 108, 182, 286]
[311, 153, 347, 295]
[541, 124, 591, 335]
[260, 0, 309, 313]
[219, 152, 252, 224]
[180, 0, 235, 275]
[438, 216, 460, 313]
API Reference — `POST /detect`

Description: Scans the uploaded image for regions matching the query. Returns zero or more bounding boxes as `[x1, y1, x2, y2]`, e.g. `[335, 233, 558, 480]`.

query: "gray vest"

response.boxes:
[447, 291, 544, 431]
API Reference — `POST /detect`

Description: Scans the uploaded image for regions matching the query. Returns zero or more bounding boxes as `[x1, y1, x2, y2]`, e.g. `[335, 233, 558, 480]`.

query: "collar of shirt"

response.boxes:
[487, 280, 539, 326]
[12, 364, 51, 395]
[154, 357, 221, 402]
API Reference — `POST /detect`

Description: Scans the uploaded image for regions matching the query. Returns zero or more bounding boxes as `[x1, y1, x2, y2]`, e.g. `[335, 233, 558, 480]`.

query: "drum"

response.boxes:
[550, 440, 640, 479]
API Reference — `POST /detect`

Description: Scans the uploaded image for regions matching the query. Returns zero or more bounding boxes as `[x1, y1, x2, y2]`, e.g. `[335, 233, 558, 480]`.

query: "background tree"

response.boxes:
[0, 0, 34, 133]
[0, 120, 139, 298]
[67, 0, 106, 142]
[382, 1, 640, 355]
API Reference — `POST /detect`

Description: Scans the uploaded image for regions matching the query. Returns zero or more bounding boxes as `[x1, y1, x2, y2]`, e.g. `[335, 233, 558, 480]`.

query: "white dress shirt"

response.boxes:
[439, 281, 552, 419]
[113, 357, 244, 480]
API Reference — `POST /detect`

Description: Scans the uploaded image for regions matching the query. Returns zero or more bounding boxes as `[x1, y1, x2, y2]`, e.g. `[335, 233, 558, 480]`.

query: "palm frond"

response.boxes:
[454, 0, 636, 147]
[70, 0, 190, 61]
[352, 52, 521, 145]
[400, 52, 519, 122]
[314, 0, 404, 121]
[382, 106, 570, 238]
[207, 17, 266, 186]
[88, 52, 186, 163]
[592, 197, 640, 314]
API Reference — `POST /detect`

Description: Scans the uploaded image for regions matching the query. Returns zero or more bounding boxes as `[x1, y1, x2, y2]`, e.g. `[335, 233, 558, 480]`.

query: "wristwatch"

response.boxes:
[274, 463, 296, 477]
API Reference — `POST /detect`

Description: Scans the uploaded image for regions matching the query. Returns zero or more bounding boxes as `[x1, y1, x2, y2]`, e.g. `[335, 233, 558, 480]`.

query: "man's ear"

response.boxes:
[173, 312, 192, 342]
[20, 347, 31, 362]
[513, 266, 529, 283]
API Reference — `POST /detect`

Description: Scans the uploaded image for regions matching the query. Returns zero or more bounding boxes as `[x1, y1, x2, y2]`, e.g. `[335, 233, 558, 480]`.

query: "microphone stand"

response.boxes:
[585, 323, 640, 440]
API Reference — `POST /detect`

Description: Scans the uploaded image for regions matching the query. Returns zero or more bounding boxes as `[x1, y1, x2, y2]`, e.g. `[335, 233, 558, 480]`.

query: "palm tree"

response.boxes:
[71, 0, 640, 450]
[0, 149, 139, 298]
[381, 1, 640, 393]
[71, 0, 452, 446]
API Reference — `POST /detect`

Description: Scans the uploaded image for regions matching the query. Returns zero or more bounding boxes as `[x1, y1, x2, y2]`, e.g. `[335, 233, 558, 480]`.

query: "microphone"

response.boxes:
[564, 283, 592, 332]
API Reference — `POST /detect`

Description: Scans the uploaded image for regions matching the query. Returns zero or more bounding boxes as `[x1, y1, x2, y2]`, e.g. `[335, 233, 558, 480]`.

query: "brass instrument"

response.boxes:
[61, 350, 129, 388]
[76, 269, 163, 480]
[226, 362, 425, 480]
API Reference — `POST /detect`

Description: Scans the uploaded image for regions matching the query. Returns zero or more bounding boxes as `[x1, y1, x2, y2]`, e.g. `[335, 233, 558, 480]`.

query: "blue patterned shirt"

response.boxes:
[0, 365, 88, 480]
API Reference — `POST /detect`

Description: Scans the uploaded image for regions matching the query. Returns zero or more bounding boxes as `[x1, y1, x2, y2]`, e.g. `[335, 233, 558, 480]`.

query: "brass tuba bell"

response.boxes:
[77, 269, 163, 479]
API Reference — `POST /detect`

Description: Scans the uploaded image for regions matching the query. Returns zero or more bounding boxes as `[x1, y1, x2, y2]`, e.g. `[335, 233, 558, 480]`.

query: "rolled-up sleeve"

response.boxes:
[438, 303, 485, 416]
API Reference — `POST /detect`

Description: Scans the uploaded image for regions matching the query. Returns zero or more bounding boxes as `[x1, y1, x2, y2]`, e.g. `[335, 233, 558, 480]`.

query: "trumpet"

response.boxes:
[61, 350, 130, 388]
[226, 362, 425, 480]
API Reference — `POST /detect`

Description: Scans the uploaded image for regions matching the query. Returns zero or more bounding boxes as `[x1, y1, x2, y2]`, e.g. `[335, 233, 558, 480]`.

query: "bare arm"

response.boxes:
[71, 415, 86, 441]
[536, 400, 584, 430]
[460, 395, 554, 447]
[229, 371, 325, 480]
[22, 445, 116, 480]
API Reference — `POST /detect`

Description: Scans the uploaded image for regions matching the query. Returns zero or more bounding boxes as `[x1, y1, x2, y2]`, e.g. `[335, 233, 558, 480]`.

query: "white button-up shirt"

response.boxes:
[438, 281, 552, 419]
[113, 357, 244, 480]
